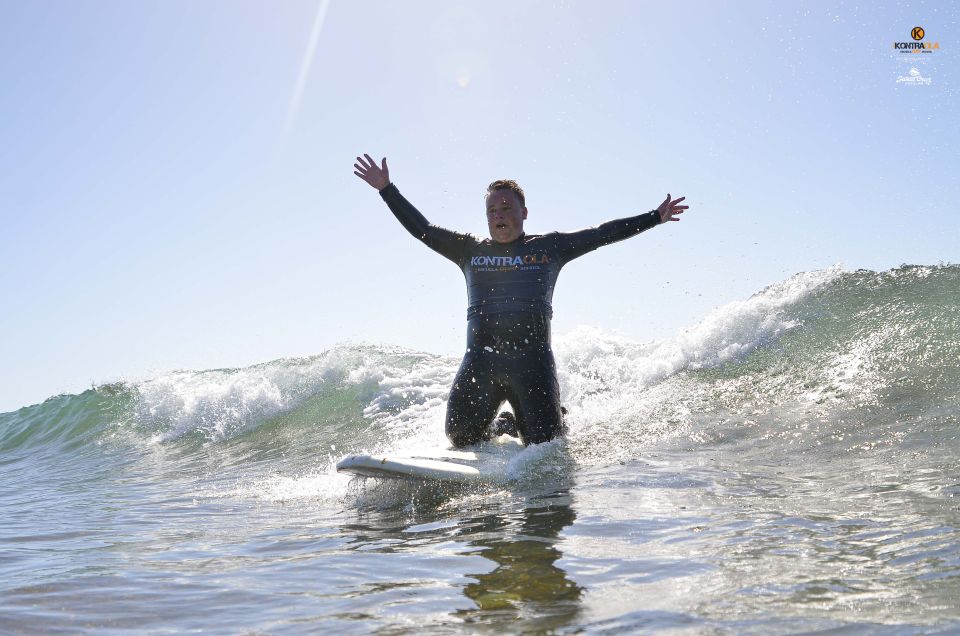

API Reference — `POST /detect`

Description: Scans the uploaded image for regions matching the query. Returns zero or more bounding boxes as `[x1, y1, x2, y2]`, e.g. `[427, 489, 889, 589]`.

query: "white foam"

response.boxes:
[133, 366, 291, 442]
[128, 345, 457, 444]
[554, 267, 844, 460]
[650, 266, 844, 370]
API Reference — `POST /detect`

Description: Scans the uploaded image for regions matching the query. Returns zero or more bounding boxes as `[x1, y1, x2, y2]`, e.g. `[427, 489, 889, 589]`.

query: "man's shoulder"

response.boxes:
[459, 232, 485, 247]
[438, 229, 483, 245]
[524, 231, 566, 246]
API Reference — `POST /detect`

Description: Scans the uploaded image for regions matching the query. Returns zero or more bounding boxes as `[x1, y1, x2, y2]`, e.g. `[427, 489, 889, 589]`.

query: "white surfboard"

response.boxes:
[336, 436, 524, 483]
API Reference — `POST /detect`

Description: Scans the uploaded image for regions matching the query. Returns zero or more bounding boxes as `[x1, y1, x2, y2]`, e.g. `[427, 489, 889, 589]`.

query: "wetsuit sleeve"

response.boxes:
[378, 183, 476, 263]
[556, 210, 661, 263]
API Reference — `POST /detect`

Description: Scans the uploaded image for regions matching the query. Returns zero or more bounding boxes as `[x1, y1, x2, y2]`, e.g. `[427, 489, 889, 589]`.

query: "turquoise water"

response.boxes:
[2, 265, 959, 634]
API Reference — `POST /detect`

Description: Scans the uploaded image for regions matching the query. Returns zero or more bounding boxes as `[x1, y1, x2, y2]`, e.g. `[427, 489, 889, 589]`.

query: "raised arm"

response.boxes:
[353, 153, 477, 260]
[558, 194, 688, 263]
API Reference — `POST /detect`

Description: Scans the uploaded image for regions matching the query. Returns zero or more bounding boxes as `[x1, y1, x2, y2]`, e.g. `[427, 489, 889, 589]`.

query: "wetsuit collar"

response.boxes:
[495, 232, 526, 246]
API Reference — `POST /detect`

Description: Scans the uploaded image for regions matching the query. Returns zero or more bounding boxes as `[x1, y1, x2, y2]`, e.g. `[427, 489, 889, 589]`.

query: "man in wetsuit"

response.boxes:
[354, 153, 688, 447]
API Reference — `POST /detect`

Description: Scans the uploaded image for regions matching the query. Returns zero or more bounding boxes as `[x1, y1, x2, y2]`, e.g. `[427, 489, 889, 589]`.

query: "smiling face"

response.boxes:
[485, 189, 528, 243]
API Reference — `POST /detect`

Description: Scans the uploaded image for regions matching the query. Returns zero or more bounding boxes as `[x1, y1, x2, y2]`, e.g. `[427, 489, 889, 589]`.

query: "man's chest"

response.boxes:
[462, 237, 560, 277]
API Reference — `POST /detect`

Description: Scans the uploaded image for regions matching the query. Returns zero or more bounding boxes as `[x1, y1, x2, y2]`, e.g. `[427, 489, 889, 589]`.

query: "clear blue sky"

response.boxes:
[1, 0, 956, 413]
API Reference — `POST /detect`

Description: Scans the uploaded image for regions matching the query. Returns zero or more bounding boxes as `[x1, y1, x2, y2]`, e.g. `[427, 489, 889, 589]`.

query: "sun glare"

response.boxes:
[284, 0, 332, 138]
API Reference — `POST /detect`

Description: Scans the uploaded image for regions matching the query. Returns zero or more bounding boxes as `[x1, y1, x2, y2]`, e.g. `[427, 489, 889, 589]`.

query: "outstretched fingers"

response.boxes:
[658, 193, 690, 222]
[353, 152, 390, 190]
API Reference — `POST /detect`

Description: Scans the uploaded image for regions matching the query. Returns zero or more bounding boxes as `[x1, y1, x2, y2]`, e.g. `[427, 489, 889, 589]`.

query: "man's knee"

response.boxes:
[445, 415, 486, 447]
[517, 404, 565, 445]
[445, 393, 496, 447]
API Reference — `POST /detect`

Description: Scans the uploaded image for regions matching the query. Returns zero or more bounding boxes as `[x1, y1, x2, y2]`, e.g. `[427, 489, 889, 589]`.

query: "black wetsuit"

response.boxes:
[380, 183, 661, 446]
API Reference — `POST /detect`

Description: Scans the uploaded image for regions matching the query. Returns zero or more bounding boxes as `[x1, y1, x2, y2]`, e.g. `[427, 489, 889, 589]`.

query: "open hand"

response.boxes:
[657, 194, 688, 223]
[354, 154, 390, 191]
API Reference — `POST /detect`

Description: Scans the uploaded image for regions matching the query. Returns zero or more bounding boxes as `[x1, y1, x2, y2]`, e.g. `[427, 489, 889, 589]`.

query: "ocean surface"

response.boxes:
[2, 264, 959, 634]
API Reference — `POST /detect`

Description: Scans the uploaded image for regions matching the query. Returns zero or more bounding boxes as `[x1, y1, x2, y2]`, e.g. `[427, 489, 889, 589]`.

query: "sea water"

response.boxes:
[2, 265, 958, 634]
